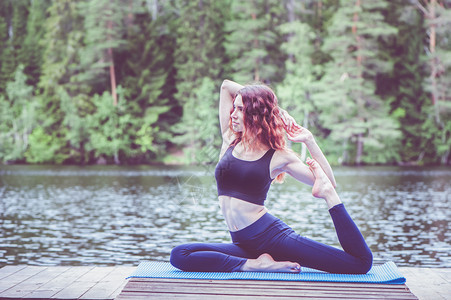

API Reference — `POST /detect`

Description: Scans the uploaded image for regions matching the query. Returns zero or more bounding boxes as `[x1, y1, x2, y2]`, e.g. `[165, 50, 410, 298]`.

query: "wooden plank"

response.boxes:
[118, 291, 416, 299]
[23, 266, 94, 299]
[0, 266, 47, 293]
[118, 291, 370, 299]
[118, 291, 416, 300]
[434, 268, 451, 280]
[106, 267, 135, 300]
[399, 267, 450, 300]
[116, 292, 273, 300]
[131, 278, 408, 290]
[0, 266, 70, 299]
[80, 266, 135, 300]
[123, 280, 414, 293]
[119, 279, 417, 300]
[0, 265, 27, 281]
[51, 267, 115, 300]
[137, 283, 411, 298]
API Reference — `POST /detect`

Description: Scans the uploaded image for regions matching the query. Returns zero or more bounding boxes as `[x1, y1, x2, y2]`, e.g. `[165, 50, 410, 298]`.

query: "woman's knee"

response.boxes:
[355, 251, 373, 274]
[170, 244, 189, 269]
[364, 251, 373, 273]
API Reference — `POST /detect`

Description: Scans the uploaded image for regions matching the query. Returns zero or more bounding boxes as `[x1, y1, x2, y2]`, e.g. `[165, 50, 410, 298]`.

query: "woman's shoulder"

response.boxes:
[274, 147, 295, 156]
[219, 130, 236, 159]
[273, 148, 299, 164]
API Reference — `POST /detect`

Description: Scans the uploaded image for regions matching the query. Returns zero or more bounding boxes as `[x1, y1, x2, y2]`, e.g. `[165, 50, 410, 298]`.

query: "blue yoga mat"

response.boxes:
[128, 261, 406, 284]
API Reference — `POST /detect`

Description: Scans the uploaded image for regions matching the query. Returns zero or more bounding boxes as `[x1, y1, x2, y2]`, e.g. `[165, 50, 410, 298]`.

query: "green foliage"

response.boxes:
[0, 1, 14, 94]
[134, 107, 167, 154]
[25, 126, 67, 164]
[59, 87, 91, 163]
[39, 0, 86, 98]
[22, 0, 51, 87]
[172, 0, 228, 162]
[0, 0, 449, 165]
[117, 8, 178, 161]
[173, 77, 221, 164]
[225, 0, 286, 84]
[0, 65, 36, 162]
[35, 0, 90, 164]
[11, 0, 29, 68]
[85, 87, 132, 164]
[174, 0, 228, 95]
[76, 0, 129, 94]
[277, 21, 316, 120]
[313, 0, 401, 165]
[276, 15, 318, 161]
[379, 2, 430, 164]
[427, 2, 451, 164]
[277, 19, 318, 140]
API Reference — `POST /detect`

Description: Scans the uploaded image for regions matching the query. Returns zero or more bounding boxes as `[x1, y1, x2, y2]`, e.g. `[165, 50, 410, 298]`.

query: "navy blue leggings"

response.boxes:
[170, 204, 373, 274]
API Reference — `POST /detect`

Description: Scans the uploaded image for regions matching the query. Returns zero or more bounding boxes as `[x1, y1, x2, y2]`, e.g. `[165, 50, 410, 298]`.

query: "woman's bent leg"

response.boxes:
[170, 242, 254, 272]
[269, 204, 372, 274]
[329, 203, 373, 266]
[275, 158, 371, 273]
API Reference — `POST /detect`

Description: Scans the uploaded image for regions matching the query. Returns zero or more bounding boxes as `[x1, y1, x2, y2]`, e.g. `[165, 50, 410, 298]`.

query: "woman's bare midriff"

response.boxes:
[218, 195, 268, 232]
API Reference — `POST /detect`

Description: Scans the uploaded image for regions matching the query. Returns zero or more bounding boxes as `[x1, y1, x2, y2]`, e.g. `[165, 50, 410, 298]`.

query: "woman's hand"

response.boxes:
[279, 108, 298, 132]
[287, 125, 314, 144]
[278, 108, 313, 143]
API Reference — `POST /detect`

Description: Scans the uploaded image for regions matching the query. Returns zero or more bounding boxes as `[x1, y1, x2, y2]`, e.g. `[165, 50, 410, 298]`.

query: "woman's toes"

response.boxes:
[290, 263, 301, 273]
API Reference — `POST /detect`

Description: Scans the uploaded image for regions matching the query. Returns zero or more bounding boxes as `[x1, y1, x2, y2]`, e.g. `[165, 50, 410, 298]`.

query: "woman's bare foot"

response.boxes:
[306, 158, 341, 208]
[241, 253, 301, 273]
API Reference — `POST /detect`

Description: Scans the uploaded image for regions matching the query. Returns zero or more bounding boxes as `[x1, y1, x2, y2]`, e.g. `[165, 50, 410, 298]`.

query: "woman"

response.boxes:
[170, 79, 373, 274]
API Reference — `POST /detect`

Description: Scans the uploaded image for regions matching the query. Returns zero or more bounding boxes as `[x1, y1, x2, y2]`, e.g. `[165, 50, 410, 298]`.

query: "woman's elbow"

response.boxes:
[221, 79, 230, 89]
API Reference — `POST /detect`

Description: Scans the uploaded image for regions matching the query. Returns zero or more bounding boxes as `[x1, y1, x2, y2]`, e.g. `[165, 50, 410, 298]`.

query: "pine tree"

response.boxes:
[34, 0, 88, 164]
[378, 1, 430, 164]
[417, 0, 451, 164]
[11, 0, 29, 69]
[172, 0, 229, 163]
[22, 0, 51, 87]
[76, 0, 131, 105]
[276, 1, 317, 161]
[0, 1, 14, 95]
[0, 65, 36, 162]
[314, 0, 400, 165]
[116, 5, 178, 162]
[225, 0, 286, 84]
[85, 87, 132, 164]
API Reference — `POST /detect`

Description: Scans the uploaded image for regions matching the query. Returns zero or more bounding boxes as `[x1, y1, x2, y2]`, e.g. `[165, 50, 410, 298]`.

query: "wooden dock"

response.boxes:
[0, 265, 135, 300]
[0, 265, 449, 300]
[117, 277, 417, 299]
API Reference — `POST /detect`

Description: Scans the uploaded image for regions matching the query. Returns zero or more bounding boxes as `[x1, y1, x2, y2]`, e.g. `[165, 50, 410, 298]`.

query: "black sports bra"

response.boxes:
[214, 144, 276, 206]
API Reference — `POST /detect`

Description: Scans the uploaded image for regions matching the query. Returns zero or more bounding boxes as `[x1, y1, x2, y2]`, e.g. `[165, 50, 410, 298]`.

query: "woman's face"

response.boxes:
[231, 94, 244, 132]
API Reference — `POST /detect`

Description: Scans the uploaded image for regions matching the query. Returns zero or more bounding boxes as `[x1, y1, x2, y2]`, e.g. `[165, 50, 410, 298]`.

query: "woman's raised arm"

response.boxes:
[285, 125, 337, 188]
[219, 80, 243, 136]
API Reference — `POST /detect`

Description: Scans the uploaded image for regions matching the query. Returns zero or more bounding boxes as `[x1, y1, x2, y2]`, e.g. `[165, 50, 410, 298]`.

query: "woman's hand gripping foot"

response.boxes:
[306, 157, 342, 209]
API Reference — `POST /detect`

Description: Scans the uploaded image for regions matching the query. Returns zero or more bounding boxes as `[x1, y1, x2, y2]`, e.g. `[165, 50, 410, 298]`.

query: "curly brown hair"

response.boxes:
[229, 84, 287, 182]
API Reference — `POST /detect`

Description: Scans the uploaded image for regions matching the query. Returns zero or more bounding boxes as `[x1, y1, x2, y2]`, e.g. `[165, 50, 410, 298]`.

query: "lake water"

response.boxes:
[0, 164, 449, 268]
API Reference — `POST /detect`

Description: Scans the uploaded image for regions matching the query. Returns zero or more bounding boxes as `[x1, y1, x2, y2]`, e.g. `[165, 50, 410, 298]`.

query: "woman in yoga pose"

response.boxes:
[170, 79, 373, 274]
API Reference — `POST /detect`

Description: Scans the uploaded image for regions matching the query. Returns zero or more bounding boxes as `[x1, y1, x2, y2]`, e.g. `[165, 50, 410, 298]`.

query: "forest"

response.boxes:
[0, 0, 450, 166]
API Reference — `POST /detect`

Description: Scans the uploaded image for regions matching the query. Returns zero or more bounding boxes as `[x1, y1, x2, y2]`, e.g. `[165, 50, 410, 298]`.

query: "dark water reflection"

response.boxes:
[0, 165, 449, 267]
